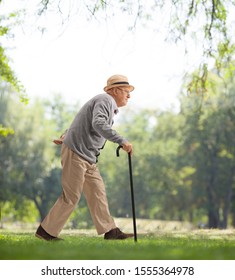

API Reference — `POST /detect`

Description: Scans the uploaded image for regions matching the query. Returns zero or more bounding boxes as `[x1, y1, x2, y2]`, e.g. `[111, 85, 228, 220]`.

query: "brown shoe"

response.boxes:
[35, 225, 63, 241]
[104, 227, 134, 240]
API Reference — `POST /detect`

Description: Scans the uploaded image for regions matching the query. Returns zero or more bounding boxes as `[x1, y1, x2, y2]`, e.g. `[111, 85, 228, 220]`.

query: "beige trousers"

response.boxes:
[41, 144, 116, 237]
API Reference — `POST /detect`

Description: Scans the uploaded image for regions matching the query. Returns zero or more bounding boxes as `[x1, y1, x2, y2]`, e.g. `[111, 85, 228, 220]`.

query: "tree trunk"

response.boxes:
[207, 149, 220, 228]
[222, 162, 235, 228]
[208, 207, 220, 228]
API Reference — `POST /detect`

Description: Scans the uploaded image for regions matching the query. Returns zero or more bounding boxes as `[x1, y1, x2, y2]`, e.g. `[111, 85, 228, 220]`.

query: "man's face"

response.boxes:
[114, 87, 131, 107]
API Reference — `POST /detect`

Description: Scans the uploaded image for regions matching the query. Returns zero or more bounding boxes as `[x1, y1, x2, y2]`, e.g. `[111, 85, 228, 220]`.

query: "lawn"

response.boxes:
[1, 229, 235, 260]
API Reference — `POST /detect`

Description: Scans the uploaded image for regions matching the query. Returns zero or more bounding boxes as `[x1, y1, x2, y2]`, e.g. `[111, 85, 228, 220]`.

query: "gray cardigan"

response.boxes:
[63, 93, 127, 164]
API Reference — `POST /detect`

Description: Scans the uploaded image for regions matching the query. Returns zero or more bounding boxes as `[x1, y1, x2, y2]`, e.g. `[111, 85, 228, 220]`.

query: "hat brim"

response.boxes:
[104, 84, 134, 92]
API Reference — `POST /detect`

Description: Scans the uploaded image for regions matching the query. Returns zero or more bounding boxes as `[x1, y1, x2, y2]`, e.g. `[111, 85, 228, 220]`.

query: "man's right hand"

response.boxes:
[122, 142, 133, 156]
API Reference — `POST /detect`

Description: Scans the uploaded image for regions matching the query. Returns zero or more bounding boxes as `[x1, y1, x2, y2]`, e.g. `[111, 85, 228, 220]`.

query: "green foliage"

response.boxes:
[0, 91, 78, 225]
[180, 67, 235, 228]
[0, 7, 28, 136]
[0, 9, 26, 97]
[0, 46, 24, 93]
[1, 200, 38, 224]
[68, 202, 94, 229]
[0, 124, 14, 137]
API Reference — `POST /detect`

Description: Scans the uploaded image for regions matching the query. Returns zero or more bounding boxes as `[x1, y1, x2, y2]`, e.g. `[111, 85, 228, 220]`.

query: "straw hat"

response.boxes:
[104, 74, 134, 92]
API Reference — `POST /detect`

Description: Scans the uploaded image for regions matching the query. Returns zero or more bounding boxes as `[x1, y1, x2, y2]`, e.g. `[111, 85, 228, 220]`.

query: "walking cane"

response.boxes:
[116, 145, 137, 242]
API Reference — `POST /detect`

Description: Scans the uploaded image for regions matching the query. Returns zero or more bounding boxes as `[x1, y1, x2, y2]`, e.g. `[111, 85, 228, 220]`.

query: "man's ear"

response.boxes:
[112, 88, 119, 96]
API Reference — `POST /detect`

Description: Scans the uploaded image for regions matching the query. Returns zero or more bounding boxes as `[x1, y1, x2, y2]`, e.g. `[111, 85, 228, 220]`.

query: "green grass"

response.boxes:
[1, 229, 235, 260]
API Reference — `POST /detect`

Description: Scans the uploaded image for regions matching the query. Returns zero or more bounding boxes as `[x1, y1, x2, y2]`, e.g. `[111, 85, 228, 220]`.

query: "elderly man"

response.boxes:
[35, 74, 135, 241]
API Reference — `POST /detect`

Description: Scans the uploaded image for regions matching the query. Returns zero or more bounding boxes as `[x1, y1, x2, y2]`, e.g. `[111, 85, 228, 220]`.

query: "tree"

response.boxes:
[0, 3, 28, 136]
[0, 91, 78, 223]
[100, 108, 192, 221]
[180, 68, 235, 228]
[0, 4, 27, 101]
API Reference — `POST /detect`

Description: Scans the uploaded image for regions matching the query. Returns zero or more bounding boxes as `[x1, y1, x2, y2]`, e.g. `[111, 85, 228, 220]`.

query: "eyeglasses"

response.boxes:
[117, 87, 130, 94]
